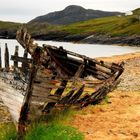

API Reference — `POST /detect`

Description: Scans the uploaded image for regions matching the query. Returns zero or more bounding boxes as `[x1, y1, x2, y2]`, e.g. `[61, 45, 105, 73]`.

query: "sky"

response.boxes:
[0, 0, 140, 23]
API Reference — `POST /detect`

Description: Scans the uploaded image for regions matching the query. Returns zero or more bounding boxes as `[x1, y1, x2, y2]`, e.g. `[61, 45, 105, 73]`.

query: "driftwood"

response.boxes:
[0, 28, 124, 137]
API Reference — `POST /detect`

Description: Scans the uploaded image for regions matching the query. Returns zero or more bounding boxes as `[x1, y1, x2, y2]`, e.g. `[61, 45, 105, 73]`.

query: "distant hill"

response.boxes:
[29, 5, 123, 25]
[0, 7, 140, 46]
[133, 8, 140, 15]
[0, 21, 20, 38]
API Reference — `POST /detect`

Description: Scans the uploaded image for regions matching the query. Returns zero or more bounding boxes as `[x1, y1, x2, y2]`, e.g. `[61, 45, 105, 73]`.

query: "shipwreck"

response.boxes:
[0, 28, 124, 136]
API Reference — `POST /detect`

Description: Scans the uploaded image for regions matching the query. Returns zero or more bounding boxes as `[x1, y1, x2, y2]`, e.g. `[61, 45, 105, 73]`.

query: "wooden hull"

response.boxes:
[0, 28, 124, 136]
[0, 73, 26, 123]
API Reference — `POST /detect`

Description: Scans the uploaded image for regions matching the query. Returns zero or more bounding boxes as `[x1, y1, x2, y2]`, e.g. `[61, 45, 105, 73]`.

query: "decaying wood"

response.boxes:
[0, 70, 27, 136]
[59, 89, 75, 104]
[0, 28, 124, 137]
[5, 43, 9, 70]
[11, 55, 32, 64]
[18, 48, 40, 136]
[68, 85, 85, 104]
[42, 80, 68, 113]
[13, 45, 19, 68]
[22, 49, 29, 73]
[17, 68, 34, 136]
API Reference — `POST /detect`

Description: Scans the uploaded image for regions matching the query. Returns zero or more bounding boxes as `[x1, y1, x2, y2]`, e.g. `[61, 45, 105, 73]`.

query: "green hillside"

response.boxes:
[133, 8, 140, 15]
[26, 22, 60, 36]
[61, 15, 140, 36]
[0, 21, 20, 30]
[26, 14, 140, 38]
[0, 21, 20, 38]
[0, 13, 140, 39]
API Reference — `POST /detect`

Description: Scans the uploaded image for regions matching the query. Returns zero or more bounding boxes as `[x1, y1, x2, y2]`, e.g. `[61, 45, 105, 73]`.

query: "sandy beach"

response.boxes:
[69, 51, 140, 140]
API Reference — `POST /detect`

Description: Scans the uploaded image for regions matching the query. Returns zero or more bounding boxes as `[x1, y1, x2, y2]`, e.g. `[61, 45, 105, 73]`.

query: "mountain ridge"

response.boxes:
[29, 5, 123, 25]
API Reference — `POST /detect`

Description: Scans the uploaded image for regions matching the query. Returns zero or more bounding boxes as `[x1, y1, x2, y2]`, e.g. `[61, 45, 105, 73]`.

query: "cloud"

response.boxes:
[0, 8, 38, 16]
[0, 0, 140, 22]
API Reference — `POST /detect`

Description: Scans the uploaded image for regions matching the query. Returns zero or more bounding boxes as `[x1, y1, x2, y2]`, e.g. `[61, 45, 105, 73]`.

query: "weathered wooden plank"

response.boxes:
[1, 97, 22, 112]
[0, 78, 25, 98]
[33, 86, 50, 95]
[49, 56, 111, 79]
[22, 49, 29, 73]
[44, 45, 121, 71]
[59, 89, 75, 104]
[4, 43, 9, 70]
[85, 67, 110, 79]
[0, 91, 24, 105]
[95, 65, 112, 75]
[114, 62, 124, 80]
[11, 55, 32, 64]
[0, 78, 25, 122]
[76, 93, 90, 104]
[42, 80, 67, 113]
[79, 77, 117, 107]
[34, 82, 66, 90]
[68, 85, 85, 104]
[13, 45, 19, 68]
[32, 96, 58, 103]
[46, 48, 73, 76]
[79, 89, 102, 108]
[74, 63, 85, 78]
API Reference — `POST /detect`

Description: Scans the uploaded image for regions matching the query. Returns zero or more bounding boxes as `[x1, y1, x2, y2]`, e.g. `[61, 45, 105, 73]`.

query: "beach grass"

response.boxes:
[0, 108, 84, 140]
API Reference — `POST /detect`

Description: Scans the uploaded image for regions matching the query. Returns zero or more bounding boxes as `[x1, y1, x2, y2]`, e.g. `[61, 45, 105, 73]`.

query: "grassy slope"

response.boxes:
[0, 21, 20, 30]
[61, 15, 140, 36]
[26, 15, 140, 37]
[0, 109, 84, 140]
[26, 22, 61, 35]
[0, 14, 140, 37]
[133, 8, 140, 15]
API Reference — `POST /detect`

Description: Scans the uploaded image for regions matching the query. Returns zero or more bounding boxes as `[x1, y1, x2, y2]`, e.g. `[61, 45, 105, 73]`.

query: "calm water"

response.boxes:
[0, 39, 140, 66]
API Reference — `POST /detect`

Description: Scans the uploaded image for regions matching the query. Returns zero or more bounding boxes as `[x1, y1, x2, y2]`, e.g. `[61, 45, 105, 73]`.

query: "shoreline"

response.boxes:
[96, 51, 140, 62]
[1, 33, 140, 47]
[31, 33, 140, 47]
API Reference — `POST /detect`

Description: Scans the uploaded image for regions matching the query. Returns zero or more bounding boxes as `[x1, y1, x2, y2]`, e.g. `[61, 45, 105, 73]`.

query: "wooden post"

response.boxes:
[0, 47, 2, 69]
[17, 47, 41, 138]
[22, 49, 28, 73]
[17, 63, 36, 138]
[14, 45, 19, 68]
[4, 43, 9, 70]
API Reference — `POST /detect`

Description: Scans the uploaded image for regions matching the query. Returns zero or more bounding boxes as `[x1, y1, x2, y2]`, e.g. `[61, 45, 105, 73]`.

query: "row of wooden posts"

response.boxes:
[0, 43, 31, 73]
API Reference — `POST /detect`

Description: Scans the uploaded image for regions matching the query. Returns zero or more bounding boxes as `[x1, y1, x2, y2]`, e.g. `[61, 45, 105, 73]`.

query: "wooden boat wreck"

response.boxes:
[0, 28, 124, 135]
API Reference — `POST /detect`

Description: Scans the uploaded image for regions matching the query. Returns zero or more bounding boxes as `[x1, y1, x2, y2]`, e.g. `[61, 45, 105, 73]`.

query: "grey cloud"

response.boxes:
[0, 0, 140, 22]
[0, 7, 40, 15]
